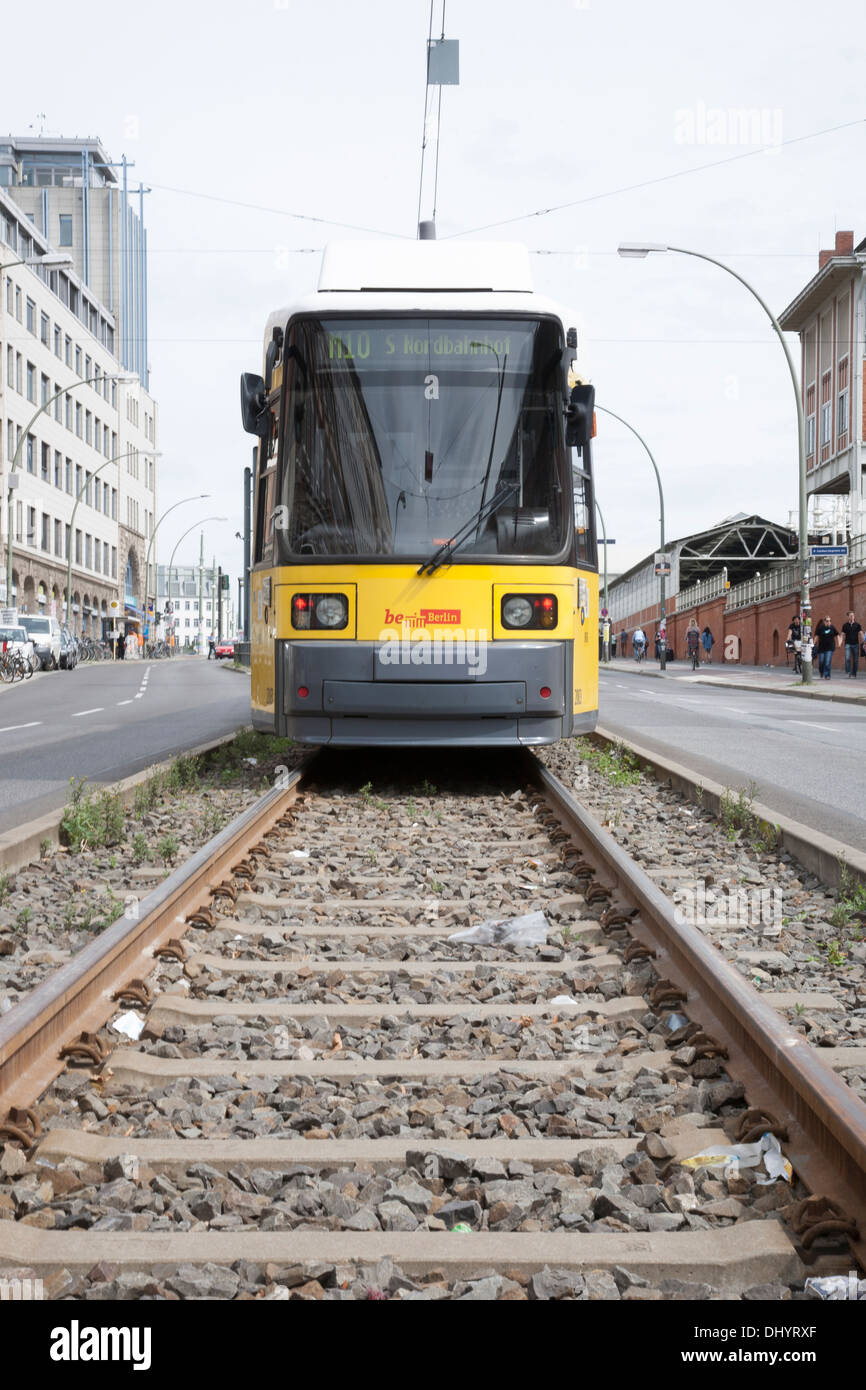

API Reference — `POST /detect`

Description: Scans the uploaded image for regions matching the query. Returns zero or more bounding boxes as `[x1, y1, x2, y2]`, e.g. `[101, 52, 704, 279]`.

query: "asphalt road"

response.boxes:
[0, 657, 250, 834]
[599, 669, 866, 851]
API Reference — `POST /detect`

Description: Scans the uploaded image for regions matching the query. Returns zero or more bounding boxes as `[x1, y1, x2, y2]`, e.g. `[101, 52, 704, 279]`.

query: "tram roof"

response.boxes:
[316, 240, 534, 293]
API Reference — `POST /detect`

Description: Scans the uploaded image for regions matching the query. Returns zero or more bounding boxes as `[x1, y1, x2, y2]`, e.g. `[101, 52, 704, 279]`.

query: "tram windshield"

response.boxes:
[277, 316, 571, 561]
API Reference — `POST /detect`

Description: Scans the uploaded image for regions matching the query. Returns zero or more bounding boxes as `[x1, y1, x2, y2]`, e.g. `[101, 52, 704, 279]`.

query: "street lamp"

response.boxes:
[617, 241, 811, 683]
[64, 449, 162, 637]
[165, 516, 228, 649]
[142, 496, 210, 634]
[5, 373, 135, 614]
[1, 253, 74, 276]
[595, 404, 668, 669]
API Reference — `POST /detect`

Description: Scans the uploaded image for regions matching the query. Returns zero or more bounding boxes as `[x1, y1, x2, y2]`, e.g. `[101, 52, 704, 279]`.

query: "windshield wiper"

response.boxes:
[417, 481, 519, 576]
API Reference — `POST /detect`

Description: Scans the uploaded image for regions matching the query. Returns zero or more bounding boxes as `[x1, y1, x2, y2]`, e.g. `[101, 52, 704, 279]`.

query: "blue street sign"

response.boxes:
[810, 545, 848, 556]
[600, 538, 616, 543]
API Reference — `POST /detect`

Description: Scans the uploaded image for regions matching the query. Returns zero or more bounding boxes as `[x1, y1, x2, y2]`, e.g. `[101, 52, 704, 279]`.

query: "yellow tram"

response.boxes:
[241, 239, 598, 746]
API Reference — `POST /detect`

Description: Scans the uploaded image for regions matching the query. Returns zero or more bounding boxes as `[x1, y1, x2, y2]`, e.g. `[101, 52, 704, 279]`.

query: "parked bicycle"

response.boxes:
[0, 646, 33, 682]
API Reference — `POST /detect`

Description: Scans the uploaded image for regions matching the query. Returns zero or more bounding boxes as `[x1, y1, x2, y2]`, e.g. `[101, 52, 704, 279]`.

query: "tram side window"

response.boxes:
[254, 394, 281, 566]
[573, 470, 595, 565]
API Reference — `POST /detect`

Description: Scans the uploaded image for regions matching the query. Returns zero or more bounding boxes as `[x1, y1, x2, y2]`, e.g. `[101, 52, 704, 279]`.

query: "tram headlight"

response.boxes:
[501, 594, 558, 630]
[502, 596, 534, 628]
[315, 594, 348, 629]
[291, 593, 349, 631]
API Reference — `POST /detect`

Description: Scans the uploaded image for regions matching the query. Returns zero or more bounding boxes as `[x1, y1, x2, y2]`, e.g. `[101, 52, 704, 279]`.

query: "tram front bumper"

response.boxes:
[275, 639, 578, 745]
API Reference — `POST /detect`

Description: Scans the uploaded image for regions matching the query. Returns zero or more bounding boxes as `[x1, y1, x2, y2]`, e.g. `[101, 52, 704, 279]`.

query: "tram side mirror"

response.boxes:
[240, 373, 268, 438]
[566, 383, 595, 448]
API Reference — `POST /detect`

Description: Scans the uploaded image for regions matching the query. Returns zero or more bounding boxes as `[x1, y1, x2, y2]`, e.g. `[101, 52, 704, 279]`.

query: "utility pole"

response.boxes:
[211, 555, 217, 643]
[217, 566, 223, 641]
[243, 459, 253, 641]
[197, 531, 204, 654]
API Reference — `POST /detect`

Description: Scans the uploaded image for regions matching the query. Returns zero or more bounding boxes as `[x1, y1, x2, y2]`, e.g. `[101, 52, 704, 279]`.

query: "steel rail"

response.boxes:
[0, 758, 312, 1113]
[528, 752, 866, 1269]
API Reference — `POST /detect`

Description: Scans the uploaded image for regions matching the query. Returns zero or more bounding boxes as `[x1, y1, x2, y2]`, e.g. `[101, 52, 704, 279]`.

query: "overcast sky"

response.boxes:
[4, 0, 865, 584]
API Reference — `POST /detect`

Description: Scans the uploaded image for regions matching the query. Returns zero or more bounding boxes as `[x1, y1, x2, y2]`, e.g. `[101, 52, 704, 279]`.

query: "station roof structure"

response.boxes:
[612, 513, 798, 593]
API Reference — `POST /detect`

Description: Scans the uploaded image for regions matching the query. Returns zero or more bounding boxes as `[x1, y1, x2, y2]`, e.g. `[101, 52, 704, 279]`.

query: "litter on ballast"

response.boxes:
[290, 850, 310, 859]
[549, 994, 581, 1008]
[112, 1009, 145, 1040]
[804, 1275, 866, 1300]
[447, 910, 550, 947]
[664, 1013, 689, 1032]
[680, 1132, 792, 1185]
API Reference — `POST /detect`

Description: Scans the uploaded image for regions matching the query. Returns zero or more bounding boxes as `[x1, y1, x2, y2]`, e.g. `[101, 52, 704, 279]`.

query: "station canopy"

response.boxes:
[671, 513, 797, 588]
[611, 513, 798, 597]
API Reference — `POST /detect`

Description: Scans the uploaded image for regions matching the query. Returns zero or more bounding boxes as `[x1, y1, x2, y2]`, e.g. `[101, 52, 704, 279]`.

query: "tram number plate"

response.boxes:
[574, 688, 582, 706]
[266, 687, 274, 705]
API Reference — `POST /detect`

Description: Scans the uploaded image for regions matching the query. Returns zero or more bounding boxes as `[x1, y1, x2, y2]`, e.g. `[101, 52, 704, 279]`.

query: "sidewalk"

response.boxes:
[600, 656, 866, 704]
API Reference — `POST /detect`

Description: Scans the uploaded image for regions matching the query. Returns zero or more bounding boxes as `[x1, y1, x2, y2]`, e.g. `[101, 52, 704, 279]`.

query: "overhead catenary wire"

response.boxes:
[143, 182, 401, 239]
[444, 115, 866, 238]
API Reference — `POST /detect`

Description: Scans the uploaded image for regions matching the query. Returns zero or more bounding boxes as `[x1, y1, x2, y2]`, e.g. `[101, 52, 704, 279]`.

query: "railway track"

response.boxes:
[0, 748, 864, 1301]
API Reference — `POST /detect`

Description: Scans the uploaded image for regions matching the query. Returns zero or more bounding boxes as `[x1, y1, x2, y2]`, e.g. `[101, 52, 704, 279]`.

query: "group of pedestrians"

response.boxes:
[623, 623, 715, 665]
[793, 610, 863, 680]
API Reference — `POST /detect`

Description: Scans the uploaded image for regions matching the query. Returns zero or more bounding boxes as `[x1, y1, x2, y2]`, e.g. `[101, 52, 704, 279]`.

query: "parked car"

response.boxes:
[0, 626, 38, 672]
[215, 639, 235, 659]
[18, 615, 61, 670]
[59, 626, 78, 670]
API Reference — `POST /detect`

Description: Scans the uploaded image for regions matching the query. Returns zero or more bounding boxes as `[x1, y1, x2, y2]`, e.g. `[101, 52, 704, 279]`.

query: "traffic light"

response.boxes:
[220, 573, 229, 592]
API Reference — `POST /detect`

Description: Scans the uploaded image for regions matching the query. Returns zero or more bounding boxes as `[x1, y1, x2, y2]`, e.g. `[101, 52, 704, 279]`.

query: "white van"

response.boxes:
[19, 614, 62, 670]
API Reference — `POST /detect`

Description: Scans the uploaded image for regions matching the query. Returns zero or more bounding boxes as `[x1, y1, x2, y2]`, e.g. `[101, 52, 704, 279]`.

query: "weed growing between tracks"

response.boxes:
[719, 782, 780, 853]
[9, 734, 302, 948]
[578, 739, 642, 787]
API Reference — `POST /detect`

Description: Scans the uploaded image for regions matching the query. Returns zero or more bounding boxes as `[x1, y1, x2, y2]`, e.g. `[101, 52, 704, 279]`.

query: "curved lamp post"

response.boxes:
[64, 449, 161, 635]
[142, 495, 210, 633]
[165, 516, 228, 648]
[5, 372, 134, 613]
[595, 404, 668, 669]
[618, 241, 811, 683]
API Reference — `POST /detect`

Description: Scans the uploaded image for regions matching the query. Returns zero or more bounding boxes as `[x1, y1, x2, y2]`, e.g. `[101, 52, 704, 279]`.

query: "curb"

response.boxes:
[595, 724, 866, 893]
[0, 727, 251, 876]
[600, 665, 866, 706]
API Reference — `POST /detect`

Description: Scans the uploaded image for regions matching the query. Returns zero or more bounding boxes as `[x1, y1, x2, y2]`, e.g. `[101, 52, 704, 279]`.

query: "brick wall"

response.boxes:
[612, 571, 866, 663]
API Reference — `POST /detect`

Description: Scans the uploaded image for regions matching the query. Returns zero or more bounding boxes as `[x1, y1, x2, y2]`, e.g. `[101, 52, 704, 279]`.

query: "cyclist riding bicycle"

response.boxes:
[686, 621, 701, 670]
[632, 627, 647, 661]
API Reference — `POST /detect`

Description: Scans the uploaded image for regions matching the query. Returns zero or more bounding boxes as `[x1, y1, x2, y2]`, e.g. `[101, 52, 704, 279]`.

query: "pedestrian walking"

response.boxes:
[814, 614, 839, 680]
[701, 626, 714, 664]
[207, 633, 216, 660]
[117, 631, 126, 661]
[841, 610, 862, 679]
[653, 629, 661, 661]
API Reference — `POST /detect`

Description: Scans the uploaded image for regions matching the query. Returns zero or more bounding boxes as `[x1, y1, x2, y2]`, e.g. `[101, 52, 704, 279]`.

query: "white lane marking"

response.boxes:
[717, 705, 749, 714]
[0, 720, 42, 733]
[71, 707, 104, 717]
[134, 692, 144, 699]
[789, 719, 837, 733]
[117, 699, 134, 706]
